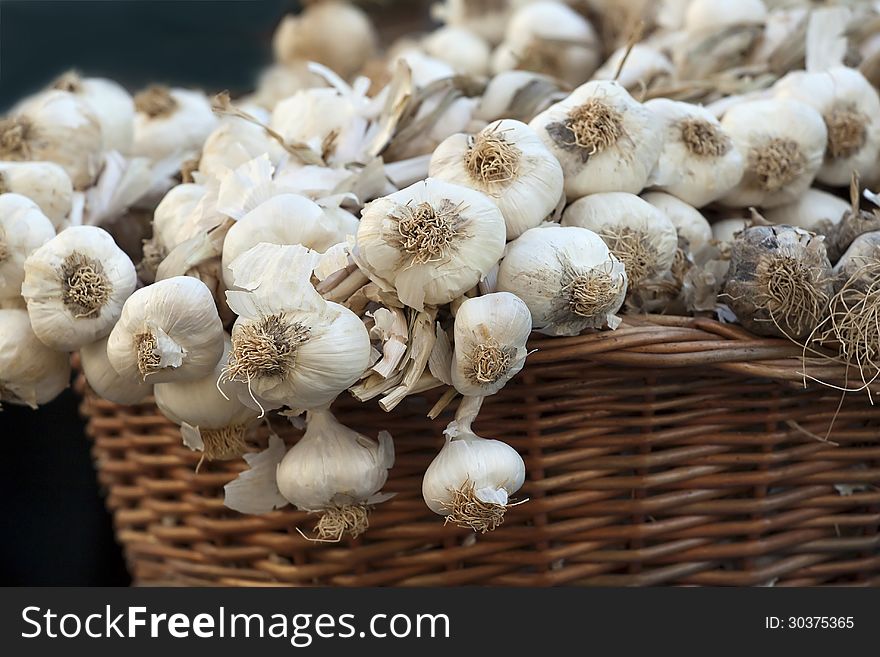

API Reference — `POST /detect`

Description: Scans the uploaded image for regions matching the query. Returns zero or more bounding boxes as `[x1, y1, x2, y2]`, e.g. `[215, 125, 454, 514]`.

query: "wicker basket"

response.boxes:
[78, 315, 880, 586]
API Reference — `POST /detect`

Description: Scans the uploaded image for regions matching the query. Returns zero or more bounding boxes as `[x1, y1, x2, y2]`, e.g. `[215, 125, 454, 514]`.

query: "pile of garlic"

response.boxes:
[5, 0, 880, 540]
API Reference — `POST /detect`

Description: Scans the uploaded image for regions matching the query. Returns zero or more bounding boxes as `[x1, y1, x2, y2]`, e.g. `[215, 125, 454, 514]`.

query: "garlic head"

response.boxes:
[0, 162, 73, 229]
[0, 308, 70, 408]
[0, 194, 56, 301]
[80, 336, 151, 406]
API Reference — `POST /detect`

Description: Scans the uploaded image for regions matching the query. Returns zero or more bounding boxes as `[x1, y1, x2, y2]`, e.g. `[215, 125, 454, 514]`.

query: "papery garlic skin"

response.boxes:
[645, 98, 745, 207]
[592, 45, 674, 92]
[0, 308, 70, 408]
[773, 67, 880, 186]
[452, 292, 531, 397]
[80, 336, 151, 405]
[719, 98, 827, 208]
[422, 26, 491, 77]
[562, 192, 679, 290]
[198, 117, 287, 182]
[764, 189, 849, 234]
[107, 275, 224, 384]
[530, 81, 664, 199]
[221, 194, 357, 290]
[353, 179, 506, 311]
[132, 87, 218, 163]
[497, 224, 627, 336]
[147, 183, 206, 261]
[22, 226, 136, 351]
[711, 218, 748, 243]
[641, 192, 712, 254]
[475, 70, 564, 124]
[52, 73, 135, 154]
[0, 90, 103, 189]
[0, 194, 56, 301]
[429, 119, 564, 239]
[0, 162, 73, 229]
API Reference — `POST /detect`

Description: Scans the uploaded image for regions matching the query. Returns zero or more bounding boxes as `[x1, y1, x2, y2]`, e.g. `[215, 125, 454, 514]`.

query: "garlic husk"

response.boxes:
[530, 80, 664, 199]
[22, 225, 136, 351]
[0, 308, 70, 408]
[773, 67, 880, 186]
[422, 399, 525, 532]
[80, 336, 151, 405]
[422, 26, 491, 77]
[0, 89, 103, 189]
[273, 1, 378, 80]
[0, 194, 56, 301]
[641, 191, 713, 254]
[764, 188, 849, 234]
[562, 192, 679, 291]
[451, 292, 531, 397]
[154, 335, 259, 460]
[132, 86, 218, 164]
[475, 70, 566, 124]
[722, 224, 833, 340]
[497, 224, 627, 336]
[592, 44, 674, 93]
[353, 178, 506, 311]
[0, 162, 73, 229]
[491, 2, 600, 87]
[198, 116, 287, 182]
[221, 193, 357, 290]
[711, 217, 749, 243]
[429, 119, 564, 240]
[51, 72, 135, 154]
[719, 98, 827, 208]
[107, 275, 224, 384]
[223, 243, 371, 411]
[644, 98, 745, 207]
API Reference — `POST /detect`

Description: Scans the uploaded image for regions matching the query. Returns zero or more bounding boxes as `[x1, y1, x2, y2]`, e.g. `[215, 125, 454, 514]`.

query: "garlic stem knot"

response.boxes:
[60, 252, 111, 319]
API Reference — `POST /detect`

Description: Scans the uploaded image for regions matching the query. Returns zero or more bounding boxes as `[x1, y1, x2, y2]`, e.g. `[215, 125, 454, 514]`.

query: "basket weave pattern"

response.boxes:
[79, 317, 880, 586]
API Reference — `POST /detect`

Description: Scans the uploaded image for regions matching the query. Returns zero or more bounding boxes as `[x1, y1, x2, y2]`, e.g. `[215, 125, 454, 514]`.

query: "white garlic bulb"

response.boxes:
[497, 224, 627, 336]
[198, 117, 287, 182]
[530, 81, 664, 199]
[154, 335, 258, 461]
[273, 1, 377, 80]
[0, 90, 103, 189]
[223, 243, 371, 411]
[0, 308, 70, 408]
[107, 275, 224, 384]
[592, 44, 674, 92]
[452, 292, 531, 397]
[492, 1, 600, 87]
[764, 189, 849, 234]
[773, 67, 880, 187]
[711, 218, 748, 243]
[475, 70, 565, 124]
[221, 193, 357, 290]
[644, 98, 745, 207]
[22, 226, 136, 351]
[80, 336, 151, 406]
[433, 0, 520, 45]
[422, 26, 491, 77]
[353, 179, 506, 311]
[641, 192, 712, 254]
[132, 86, 218, 163]
[0, 162, 73, 229]
[562, 192, 679, 291]
[0, 194, 56, 301]
[423, 400, 525, 533]
[145, 183, 206, 269]
[429, 119, 564, 239]
[719, 98, 827, 208]
[246, 63, 326, 111]
[52, 72, 135, 154]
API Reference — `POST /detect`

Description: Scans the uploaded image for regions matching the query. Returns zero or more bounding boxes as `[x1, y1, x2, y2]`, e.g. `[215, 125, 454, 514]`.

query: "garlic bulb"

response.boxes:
[562, 192, 679, 290]
[223, 243, 371, 411]
[644, 98, 745, 207]
[353, 179, 506, 311]
[491, 2, 600, 87]
[833, 232, 880, 289]
[0, 162, 73, 229]
[107, 275, 224, 383]
[273, 1, 377, 80]
[246, 63, 326, 111]
[773, 67, 880, 187]
[422, 26, 491, 77]
[711, 218, 748, 243]
[144, 183, 206, 271]
[0, 308, 70, 408]
[221, 193, 358, 289]
[154, 335, 258, 461]
[429, 119, 564, 239]
[719, 98, 827, 208]
[764, 189, 849, 234]
[641, 191, 712, 254]
[592, 45, 674, 92]
[132, 86, 218, 163]
[80, 336, 151, 405]
[452, 292, 531, 397]
[530, 80, 664, 199]
[52, 72, 135, 154]
[433, 0, 519, 45]
[0, 90, 103, 189]
[497, 224, 627, 336]
[0, 194, 56, 301]
[198, 117, 287, 181]
[475, 70, 565, 124]
[22, 226, 136, 351]
[423, 398, 525, 532]
[722, 224, 833, 340]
